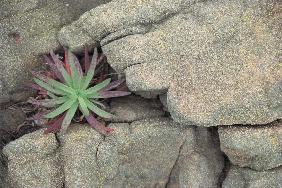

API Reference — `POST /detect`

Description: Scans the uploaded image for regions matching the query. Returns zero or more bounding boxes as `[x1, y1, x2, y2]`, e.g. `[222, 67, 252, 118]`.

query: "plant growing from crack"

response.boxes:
[28, 47, 130, 135]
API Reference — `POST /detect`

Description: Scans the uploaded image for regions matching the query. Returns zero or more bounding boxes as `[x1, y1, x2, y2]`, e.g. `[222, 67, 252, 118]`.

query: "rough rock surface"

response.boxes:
[109, 95, 164, 122]
[2, 118, 224, 187]
[0, 108, 26, 132]
[167, 127, 224, 188]
[2, 130, 62, 188]
[223, 165, 282, 188]
[219, 121, 282, 171]
[61, 125, 104, 188]
[59, 0, 282, 126]
[0, 152, 8, 188]
[0, 0, 111, 102]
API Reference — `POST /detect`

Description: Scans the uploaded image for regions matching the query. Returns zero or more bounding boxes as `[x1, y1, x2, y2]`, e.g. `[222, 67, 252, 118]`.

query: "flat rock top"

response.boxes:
[59, 0, 282, 126]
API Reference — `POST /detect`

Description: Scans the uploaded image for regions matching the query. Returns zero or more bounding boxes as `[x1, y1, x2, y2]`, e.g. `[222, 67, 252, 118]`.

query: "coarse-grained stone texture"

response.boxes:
[0, 108, 26, 132]
[219, 120, 282, 171]
[222, 165, 282, 188]
[3, 119, 224, 187]
[60, 124, 104, 188]
[109, 95, 164, 122]
[0, 0, 111, 102]
[59, 0, 282, 126]
[2, 129, 62, 188]
[60, 118, 224, 187]
[167, 127, 224, 188]
[0, 152, 9, 188]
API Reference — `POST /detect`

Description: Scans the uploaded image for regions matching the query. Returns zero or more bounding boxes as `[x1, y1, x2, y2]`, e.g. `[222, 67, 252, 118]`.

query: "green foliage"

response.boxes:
[29, 48, 130, 135]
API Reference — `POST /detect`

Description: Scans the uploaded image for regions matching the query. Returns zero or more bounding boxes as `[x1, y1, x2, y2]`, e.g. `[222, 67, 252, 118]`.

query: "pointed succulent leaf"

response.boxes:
[84, 46, 90, 73]
[47, 91, 57, 98]
[102, 79, 125, 91]
[85, 78, 111, 95]
[44, 114, 65, 134]
[26, 81, 44, 91]
[78, 97, 89, 116]
[28, 97, 67, 108]
[43, 55, 64, 81]
[60, 102, 79, 133]
[67, 49, 82, 89]
[50, 51, 72, 86]
[85, 114, 113, 135]
[34, 78, 65, 96]
[73, 53, 83, 76]
[86, 92, 101, 99]
[81, 48, 98, 90]
[91, 100, 106, 108]
[84, 98, 113, 118]
[44, 98, 76, 119]
[98, 91, 131, 98]
[47, 78, 74, 95]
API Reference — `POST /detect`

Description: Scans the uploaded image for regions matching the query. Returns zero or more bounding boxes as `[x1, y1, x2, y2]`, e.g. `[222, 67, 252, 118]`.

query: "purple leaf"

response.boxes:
[65, 48, 83, 77]
[44, 114, 65, 134]
[98, 91, 131, 98]
[25, 81, 44, 91]
[84, 46, 90, 73]
[31, 71, 48, 82]
[85, 114, 113, 135]
[43, 55, 64, 82]
[73, 55, 83, 76]
[28, 98, 60, 108]
[102, 79, 125, 91]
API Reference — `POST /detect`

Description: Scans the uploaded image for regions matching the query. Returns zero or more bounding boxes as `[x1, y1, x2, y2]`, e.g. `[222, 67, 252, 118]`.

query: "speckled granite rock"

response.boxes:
[0, 153, 9, 188]
[219, 121, 282, 171]
[59, 0, 282, 126]
[61, 125, 104, 188]
[167, 127, 224, 188]
[0, 0, 111, 102]
[3, 118, 224, 187]
[2, 129, 62, 188]
[223, 165, 282, 188]
[109, 95, 164, 122]
[60, 118, 223, 187]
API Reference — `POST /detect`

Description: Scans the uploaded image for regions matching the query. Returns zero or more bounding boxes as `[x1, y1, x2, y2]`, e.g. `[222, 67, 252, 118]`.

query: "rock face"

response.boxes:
[0, 153, 8, 188]
[2, 130, 62, 188]
[219, 121, 282, 171]
[109, 95, 164, 122]
[2, 118, 224, 187]
[61, 125, 104, 188]
[223, 165, 282, 188]
[0, 108, 26, 132]
[0, 0, 111, 103]
[59, 0, 282, 126]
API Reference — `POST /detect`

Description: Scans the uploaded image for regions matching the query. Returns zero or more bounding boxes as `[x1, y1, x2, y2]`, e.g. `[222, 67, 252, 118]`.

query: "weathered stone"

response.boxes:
[2, 118, 222, 187]
[0, 0, 111, 102]
[0, 153, 9, 188]
[159, 93, 168, 111]
[109, 95, 164, 122]
[2, 129, 62, 188]
[219, 121, 282, 171]
[0, 108, 26, 132]
[61, 124, 104, 188]
[103, 118, 192, 187]
[223, 165, 282, 188]
[61, 118, 223, 187]
[167, 127, 224, 188]
[59, 0, 282, 126]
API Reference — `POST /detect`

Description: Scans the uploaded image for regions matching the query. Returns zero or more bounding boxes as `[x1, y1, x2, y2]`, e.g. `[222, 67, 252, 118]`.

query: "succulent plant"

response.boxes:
[29, 48, 130, 135]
